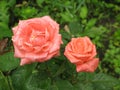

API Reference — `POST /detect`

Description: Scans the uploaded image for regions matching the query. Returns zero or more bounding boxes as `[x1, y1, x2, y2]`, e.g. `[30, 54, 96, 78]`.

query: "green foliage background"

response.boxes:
[0, 0, 120, 90]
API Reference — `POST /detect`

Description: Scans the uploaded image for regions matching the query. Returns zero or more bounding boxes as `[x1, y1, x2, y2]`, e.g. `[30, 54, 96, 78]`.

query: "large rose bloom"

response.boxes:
[64, 36, 99, 72]
[12, 16, 62, 65]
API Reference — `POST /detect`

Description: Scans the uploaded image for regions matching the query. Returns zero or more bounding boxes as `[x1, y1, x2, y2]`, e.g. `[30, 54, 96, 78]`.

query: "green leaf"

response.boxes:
[85, 18, 97, 30]
[92, 73, 120, 90]
[83, 26, 107, 38]
[8, 0, 16, 7]
[61, 12, 74, 22]
[20, 7, 38, 19]
[36, 0, 44, 7]
[0, 1, 9, 24]
[0, 71, 10, 90]
[55, 79, 74, 90]
[69, 22, 83, 35]
[60, 30, 71, 45]
[26, 72, 51, 90]
[0, 1, 8, 10]
[80, 6, 88, 19]
[115, 67, 120, 74]
[49, 84, 58, 90]
[74, 73, 94, 90]
[0, 22, 12, 39]
[0, 14, 9, 24]
[11, 63, 37, 90]
[0, 52, 19, 71]
[76, 73, 120, 90]
[60, 29, 71, 39]
[77, 72, 94, 81]
[53, 61, 66, 77]
[7, 76, 14, 90]
[75, 83, 93, 90]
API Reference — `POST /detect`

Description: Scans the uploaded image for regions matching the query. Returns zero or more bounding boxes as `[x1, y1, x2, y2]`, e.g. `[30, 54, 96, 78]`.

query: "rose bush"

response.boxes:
[12, 16, 62, 65]
[64, 36, 99, 72]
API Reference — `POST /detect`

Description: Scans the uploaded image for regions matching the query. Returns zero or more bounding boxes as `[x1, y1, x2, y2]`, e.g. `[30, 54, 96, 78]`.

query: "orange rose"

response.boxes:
[64, 36, 99, 72]
[12, 16, 62, 65]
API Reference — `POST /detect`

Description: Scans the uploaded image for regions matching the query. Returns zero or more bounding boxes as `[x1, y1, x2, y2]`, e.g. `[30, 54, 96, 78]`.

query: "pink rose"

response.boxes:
[64, 36, 99, 72]
[12, 16, 62, 65]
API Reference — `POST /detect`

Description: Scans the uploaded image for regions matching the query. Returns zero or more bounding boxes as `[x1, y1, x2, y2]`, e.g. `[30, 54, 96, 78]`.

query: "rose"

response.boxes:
[64, 36, 99, 72]
[12, 16, 62, 65]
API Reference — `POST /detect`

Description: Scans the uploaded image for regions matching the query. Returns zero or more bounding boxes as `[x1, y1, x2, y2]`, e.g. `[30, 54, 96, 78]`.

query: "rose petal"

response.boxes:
[12, 26, 18, 35]
[20, 58, 32, 66]
[24, 52, 48, 61]
[76, 58, 99, 72]
[49, 34, 62, 53]
[64, 51, 83, 64]
[41, 50, 59, 62]
[14, 44, 25, 58]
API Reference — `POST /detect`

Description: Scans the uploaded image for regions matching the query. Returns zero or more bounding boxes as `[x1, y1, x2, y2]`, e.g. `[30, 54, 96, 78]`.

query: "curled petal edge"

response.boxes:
[76, 58, 99, 72]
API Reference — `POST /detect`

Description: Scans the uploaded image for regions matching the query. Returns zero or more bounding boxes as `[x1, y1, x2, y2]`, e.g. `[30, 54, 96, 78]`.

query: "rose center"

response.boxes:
[29, 30, 45, 46]
[30, 35, 36, 41]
